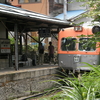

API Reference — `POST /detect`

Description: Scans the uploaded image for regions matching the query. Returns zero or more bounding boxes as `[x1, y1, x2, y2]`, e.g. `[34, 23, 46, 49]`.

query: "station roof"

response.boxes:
[0, 3, 72, 32]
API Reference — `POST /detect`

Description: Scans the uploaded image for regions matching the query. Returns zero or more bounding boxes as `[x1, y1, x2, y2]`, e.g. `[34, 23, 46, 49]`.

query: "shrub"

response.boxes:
[40, 63, 100, 100]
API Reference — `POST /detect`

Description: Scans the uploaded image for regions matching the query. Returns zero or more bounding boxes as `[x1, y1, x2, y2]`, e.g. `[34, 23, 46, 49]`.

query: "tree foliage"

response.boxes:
[8, 36, 15, 44]
[76, 0, 100, 21]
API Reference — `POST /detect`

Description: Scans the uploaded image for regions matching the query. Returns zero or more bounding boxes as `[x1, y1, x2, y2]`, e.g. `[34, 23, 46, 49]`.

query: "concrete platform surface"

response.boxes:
[0, 64, 58, 75]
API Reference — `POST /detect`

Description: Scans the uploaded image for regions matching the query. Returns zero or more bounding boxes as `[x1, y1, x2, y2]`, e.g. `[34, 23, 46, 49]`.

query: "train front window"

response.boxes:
[79, 38, 96, 51]
[61, 38, 76, 51]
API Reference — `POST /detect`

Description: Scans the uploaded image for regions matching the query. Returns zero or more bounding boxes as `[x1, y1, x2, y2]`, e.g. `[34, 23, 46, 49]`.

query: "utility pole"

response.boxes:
[63, 0, 67, 20]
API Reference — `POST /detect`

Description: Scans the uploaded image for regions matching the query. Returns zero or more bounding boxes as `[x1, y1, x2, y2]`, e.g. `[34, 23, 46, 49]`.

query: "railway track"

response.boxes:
[14, 90, 61, 100]
[14, 92, 47, 100]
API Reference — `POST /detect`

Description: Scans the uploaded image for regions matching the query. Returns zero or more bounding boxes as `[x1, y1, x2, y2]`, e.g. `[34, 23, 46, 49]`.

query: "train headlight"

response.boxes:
[74, 56, 80, 62]
[92, 26, 100, 34]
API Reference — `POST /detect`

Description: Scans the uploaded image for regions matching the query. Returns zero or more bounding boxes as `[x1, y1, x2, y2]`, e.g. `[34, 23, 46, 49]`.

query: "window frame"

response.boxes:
[18, 0, 41, 4]
[78, 38, 96, 51]
[54, 0, 63, 4]
[61, 37, 76, 51]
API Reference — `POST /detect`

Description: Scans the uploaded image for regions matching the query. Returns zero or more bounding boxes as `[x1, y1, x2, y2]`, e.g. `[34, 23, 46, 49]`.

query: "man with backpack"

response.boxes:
[38, 42, 44, 65]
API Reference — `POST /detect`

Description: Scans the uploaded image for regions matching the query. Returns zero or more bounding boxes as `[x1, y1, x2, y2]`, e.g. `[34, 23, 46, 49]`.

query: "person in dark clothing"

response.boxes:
[31, 49, 36, 66]
[38, 43, 44, 65]
[48, 42, 54, 64]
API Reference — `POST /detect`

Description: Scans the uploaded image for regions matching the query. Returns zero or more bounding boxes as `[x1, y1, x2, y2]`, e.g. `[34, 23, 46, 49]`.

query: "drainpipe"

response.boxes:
[63, 0, 67, 20]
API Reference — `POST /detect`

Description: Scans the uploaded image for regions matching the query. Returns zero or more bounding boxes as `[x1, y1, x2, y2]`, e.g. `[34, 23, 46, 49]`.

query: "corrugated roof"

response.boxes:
[0, 3, 72, 32]
[55, 10, 86, 20]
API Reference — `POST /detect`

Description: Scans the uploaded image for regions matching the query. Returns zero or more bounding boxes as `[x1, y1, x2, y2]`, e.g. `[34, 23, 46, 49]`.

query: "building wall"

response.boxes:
[49, 0, 63, 17]
[0, 22, 9, 69]
[68, 0, 87, 11]
[49, 0, 63, 13]
[49, 0, 54, 13]
[0, 22, 6, 38]
[11, 0, 49, 15]
[49, 0, 87, 16]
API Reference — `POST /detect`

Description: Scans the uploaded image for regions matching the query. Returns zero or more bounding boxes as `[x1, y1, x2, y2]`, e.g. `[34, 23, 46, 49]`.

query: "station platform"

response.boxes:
[0, 64, 59, 100]
[0, 64, 59, 75]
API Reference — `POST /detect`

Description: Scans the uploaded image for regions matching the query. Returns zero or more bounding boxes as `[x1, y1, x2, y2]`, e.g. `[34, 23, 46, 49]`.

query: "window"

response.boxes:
[19, 0, 41, 4]
[79, 38, 96, 51]
[61, 38, 76, 51]
[54, 0, 63, 4]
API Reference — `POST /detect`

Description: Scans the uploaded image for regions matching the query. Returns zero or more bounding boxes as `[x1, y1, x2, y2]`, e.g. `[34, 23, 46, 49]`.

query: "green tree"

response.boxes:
[8, 36, 15, 44]
[76, 0, 100, 22]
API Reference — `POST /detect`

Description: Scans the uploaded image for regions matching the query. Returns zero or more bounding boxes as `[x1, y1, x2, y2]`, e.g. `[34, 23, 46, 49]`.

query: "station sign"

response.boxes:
[0, 39, 10, 54]
[38, 28, 51, 37]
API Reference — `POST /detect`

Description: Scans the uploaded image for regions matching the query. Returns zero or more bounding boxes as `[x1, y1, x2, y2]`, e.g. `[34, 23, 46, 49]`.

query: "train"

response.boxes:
[58, 26, 100, 73]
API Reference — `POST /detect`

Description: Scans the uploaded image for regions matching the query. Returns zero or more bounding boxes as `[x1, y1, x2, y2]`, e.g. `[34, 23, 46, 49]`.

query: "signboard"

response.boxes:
[0, 39, 10, 53]
[38, 28, 51, 37]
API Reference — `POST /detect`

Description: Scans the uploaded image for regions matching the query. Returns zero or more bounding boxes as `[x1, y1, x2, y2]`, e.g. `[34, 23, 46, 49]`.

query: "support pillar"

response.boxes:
[25, 33, 28, 53]
[14, 23, 19, 70]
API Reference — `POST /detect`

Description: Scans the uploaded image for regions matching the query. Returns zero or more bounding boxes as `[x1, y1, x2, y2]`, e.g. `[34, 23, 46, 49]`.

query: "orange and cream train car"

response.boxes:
[58, 26, 100, 72]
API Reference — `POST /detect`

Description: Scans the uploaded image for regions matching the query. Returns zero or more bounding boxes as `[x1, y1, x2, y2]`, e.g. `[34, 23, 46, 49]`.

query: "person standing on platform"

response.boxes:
[31, 49, 36, 66]
[38, 42, 44, 65]
[48, 41, 54, 64]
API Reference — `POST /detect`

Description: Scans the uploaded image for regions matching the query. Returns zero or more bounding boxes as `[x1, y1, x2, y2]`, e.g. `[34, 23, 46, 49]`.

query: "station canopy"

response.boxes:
[0, 3, 72, 33]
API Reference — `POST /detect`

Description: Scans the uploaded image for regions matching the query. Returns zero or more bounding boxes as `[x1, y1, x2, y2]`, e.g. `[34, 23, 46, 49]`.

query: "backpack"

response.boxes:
[39, 49, 44, 54]
[21, 54, 27, 61]
[39, 46, 44, 54]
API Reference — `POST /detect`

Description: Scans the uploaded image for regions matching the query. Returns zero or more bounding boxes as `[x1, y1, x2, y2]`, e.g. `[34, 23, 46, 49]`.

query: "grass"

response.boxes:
[38, 63, 100, 100]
